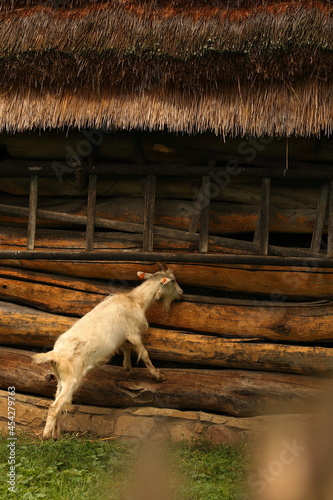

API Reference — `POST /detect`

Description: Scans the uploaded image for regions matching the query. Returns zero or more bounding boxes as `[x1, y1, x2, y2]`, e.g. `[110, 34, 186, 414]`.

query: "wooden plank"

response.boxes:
[327, 180, 333, 258]
[311, 182, 330, 253]
[258, 178, 271, 255]
[0, 347, 329, 417]
[85, 174, 97, 251]
[143, 175, 156, 252]
[26, 175, 38, 250]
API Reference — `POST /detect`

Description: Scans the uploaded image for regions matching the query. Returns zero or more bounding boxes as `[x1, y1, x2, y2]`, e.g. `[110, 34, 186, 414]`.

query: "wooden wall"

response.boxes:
[0, 130, 332, 438]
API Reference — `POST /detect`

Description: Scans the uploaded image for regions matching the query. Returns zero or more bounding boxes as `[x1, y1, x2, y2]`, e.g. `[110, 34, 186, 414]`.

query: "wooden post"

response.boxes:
[85, 175, 97, 251]
[253, 207, 262, 244]
[27, 175, 39, 250]
[328, 181, 333, 258]
[311, 182, 329, 254]
[199, 176, 211, 253]
[257, 178, 271, 256]
[70, 156, 86, 191]
[143, 175, 156, 252]
[189, 161, 214, 236]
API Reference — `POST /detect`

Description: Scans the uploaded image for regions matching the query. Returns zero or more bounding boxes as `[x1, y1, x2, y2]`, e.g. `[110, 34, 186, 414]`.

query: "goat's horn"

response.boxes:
[156, 262, 168, 271]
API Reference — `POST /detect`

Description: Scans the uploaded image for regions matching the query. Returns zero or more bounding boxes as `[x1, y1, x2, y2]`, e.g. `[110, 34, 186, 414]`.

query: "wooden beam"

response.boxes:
[85, 174, 97, 251]
[0, 250, 333, 267]
[328, 180, 333, 258]
[311, 182, 330, 254]
[26, 175, 39, 250]
[143, 175, 156, 252]
[3, 158, 333, 179]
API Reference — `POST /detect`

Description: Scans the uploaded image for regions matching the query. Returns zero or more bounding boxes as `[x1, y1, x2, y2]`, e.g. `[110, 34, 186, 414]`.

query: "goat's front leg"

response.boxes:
[129, 337, 166, 382]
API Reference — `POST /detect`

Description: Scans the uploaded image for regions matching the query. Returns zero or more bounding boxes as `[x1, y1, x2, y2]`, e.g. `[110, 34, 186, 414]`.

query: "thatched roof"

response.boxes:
[1, 0, 333, 136]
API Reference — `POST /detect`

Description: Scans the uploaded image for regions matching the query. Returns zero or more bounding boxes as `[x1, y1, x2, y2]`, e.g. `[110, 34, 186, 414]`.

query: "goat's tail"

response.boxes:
[32, 351, 55, 365]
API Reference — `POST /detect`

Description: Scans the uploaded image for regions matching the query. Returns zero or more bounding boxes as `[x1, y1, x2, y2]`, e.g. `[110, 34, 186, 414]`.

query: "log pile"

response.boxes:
[0, 263, 332, 427]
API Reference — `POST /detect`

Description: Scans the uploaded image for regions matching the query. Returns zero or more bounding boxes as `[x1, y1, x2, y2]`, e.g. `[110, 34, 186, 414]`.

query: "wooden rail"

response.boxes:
[1, 159, 333, 261]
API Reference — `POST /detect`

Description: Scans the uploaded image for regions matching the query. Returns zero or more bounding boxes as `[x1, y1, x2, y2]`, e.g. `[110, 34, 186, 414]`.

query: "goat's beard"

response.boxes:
[161, 296, 172, 316]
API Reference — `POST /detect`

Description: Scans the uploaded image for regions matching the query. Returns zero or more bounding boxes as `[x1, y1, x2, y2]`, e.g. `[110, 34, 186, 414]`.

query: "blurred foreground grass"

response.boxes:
[0, 433, 246, 499]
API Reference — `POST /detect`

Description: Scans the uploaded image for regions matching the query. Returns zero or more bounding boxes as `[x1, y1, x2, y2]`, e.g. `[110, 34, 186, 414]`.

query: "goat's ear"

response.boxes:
[137, 271, 153, 280]
[161, 277, 171, 285]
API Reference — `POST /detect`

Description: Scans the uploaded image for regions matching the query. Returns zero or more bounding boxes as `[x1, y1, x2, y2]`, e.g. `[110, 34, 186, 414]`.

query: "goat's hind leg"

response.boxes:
[121, 341, 133, 376]
[43, 361, 81, 440]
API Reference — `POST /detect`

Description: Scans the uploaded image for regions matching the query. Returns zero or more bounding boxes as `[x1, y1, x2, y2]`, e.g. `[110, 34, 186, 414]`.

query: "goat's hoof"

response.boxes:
[125, 368, 134, 377]
[154, 371, 166, 382]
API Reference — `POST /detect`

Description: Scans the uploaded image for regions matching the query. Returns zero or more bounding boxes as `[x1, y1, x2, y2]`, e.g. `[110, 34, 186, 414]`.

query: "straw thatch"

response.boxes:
[0, 0, 332, 136]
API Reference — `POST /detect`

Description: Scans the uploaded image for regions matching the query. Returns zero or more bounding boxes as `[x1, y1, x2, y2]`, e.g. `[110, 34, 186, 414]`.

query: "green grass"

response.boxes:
[0, 433, 246, 499]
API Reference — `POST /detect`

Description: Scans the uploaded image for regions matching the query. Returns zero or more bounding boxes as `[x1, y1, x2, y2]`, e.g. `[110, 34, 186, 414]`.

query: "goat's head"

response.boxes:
[137, 268, 183, 313]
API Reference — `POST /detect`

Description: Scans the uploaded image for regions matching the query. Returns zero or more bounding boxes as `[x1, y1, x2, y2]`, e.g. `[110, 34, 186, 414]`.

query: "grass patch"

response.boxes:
[0, 433, 246, 499]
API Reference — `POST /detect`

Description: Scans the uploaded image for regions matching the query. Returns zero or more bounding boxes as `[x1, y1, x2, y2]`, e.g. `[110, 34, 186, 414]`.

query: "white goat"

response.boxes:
[32, 269, 183, 440]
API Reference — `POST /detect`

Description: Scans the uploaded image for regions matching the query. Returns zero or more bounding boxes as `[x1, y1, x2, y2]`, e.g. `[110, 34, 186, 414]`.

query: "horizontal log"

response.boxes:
[0, 196, 321, 234]
[1, 250, 333, 267]
[1, 302, 333, 374]
[1, 259, 333, 301]
[143, 330, 333, 375]
[0, 229, 323, 260]
[1, 267, 333, 341]
[0, 226, 222, 254]
[1, 157, 333, 179]
[1, 226, 321, 258]
[0, 132, 326, 164]
[0, 176, 323, 210]
[0, 347, 329, 417]
[0, 202, 261, 253]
